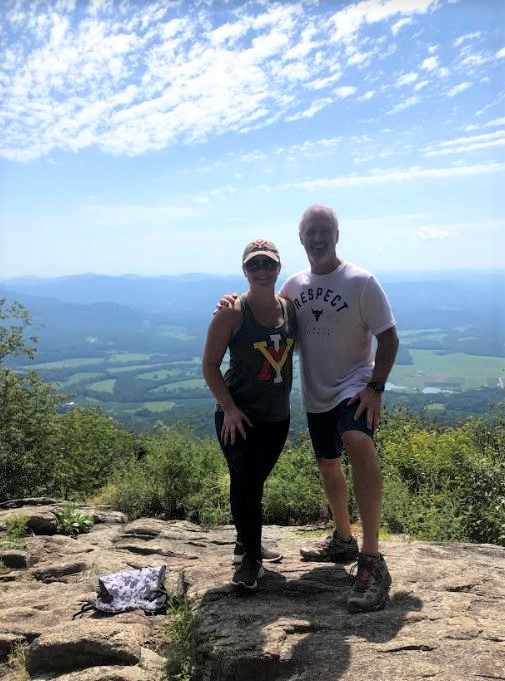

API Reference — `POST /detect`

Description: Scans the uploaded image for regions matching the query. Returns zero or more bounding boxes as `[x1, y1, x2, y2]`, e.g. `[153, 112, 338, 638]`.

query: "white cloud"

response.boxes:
[415, 227, 450, 240]
[334, 85, 357, 98]
[480, 117, 505, 129]
[287, 162, 505, 190]
[395, 72, 418, 87]
[414, 80, 429, 91]
[460, 53, 488, 68]
[0, 0, 492, 163]
[424, 131, 505, 156]
[328, 0, 439, 43]
[391, 18, 413, 35]
[286, 97, 333, 121]
[358, 90, 375, 101]
[447, 82, 471, 97]
[496, 47, 505, 59]
[421, 56, 438, 71]
[453, 32, 482, 47]
[388, 96, 419, 113]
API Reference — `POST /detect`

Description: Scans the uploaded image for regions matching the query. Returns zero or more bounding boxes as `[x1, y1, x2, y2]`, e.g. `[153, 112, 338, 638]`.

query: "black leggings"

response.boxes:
[215, 411, 290, 562]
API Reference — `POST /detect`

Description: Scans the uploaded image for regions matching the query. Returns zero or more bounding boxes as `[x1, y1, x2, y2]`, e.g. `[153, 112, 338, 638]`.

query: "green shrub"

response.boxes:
[164, 597, 195, 681]
[0, 514, 28, 550]
[0, 370, 63, 502]
[103, 424, 229, 524]
[54, 503, 94, 536]
[264, 434, 327, 524]
[378, 407, 505, 545]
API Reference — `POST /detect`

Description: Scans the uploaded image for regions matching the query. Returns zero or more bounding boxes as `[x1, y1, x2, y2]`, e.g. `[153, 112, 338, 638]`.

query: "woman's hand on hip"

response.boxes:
[221, 407, 253, 445]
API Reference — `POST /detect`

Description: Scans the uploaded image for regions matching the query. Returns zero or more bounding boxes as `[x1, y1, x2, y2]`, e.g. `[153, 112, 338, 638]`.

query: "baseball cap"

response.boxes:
[242, 239, 280, 265]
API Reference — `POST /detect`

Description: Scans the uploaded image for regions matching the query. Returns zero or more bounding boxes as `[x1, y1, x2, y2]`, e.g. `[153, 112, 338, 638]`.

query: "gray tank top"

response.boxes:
[218, 295, 296, 422]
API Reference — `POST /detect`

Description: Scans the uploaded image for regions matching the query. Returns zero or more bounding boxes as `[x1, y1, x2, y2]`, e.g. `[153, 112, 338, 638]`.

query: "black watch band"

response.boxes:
[367, 381, 385, 393]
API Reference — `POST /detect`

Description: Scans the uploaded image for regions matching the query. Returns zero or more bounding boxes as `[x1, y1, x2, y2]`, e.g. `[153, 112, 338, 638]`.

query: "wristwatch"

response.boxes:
[367, 380, 385, 393]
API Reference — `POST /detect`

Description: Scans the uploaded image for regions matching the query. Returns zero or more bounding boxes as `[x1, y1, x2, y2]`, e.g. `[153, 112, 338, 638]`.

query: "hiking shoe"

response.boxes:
[347, 553, 392, 613]
[231, 554, 265, 590]
[300, 532, 359, 563]
[233, 542, 282, 564]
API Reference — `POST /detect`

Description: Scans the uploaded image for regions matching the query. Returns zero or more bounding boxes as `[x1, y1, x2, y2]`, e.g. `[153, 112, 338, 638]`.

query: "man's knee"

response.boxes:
[342, 430, 376, 456]
[317, 456, 344, 480]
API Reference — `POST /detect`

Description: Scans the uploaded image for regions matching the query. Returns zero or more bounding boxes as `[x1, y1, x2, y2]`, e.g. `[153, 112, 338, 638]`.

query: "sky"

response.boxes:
[1, 0, 504, 279]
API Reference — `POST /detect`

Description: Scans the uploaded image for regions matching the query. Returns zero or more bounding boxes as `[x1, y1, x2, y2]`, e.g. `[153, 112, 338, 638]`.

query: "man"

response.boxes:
[279, 204, 399, 613]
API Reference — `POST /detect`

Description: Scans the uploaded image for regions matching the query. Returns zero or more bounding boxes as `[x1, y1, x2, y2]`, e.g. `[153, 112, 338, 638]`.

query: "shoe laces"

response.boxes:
[350, 555, 379, 590]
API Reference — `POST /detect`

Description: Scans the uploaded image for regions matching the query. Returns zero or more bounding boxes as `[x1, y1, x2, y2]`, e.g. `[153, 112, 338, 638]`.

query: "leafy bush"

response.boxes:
[103, 424, 230, 524]
[0, 370, 64, 502]
[264, 433, 327, 524]
[54, 503, 94, 536]
[0, 514, 28, 550]
[164, 597, 195, 681]
[377, 407, 505, 545]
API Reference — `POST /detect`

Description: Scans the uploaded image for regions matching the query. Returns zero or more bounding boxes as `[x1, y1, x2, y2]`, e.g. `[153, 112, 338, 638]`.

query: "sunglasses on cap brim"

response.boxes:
[244, 257, 279, 272]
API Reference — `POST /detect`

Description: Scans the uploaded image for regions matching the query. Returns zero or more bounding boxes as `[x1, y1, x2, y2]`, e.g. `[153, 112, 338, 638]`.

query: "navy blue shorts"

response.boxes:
[307, 399, 374, 459]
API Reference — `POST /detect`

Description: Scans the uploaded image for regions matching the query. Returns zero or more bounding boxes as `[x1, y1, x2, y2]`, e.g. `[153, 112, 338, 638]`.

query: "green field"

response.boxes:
[137, 368, 184, 380]
[106, 363, 166, 374]
[88, 378, 116, 393]
[60, 372, 102, 387]
[108, 353, 156, 363]
[390, 350, 505, 391]
[26, 357, 103, 369]
[150, 378, 206, 394]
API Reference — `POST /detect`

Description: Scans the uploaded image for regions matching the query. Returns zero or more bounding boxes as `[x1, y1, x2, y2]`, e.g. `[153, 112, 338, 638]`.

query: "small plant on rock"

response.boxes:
[0, 515, 28, 550]
[54, 503, 94, 537]
[7, 643, 29, 681]
[164, 596, 195, 681]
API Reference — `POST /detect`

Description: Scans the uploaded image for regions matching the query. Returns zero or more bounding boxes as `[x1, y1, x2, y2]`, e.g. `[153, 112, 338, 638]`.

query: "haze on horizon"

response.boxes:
[1, 0, 504, 279]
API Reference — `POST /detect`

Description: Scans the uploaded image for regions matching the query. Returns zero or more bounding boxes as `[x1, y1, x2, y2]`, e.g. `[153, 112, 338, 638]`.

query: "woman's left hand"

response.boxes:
[221, 406, 253, 445]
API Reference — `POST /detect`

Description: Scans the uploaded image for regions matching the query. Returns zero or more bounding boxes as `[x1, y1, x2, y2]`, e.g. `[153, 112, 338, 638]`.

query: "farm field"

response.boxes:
[17, 324, 504, 427]
[389, 350, 505, 391]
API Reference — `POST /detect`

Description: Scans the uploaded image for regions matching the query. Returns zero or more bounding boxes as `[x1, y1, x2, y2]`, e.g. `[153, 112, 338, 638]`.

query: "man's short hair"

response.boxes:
[299, 205, 339, 233]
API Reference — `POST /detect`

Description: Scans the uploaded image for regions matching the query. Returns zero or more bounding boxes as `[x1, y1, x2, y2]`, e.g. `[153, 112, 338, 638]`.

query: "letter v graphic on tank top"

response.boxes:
[253, 334, 294, 384]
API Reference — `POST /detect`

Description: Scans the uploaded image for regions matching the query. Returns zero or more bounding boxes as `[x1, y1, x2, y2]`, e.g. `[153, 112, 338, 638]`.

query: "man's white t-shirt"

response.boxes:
[279, 262, 396, 413]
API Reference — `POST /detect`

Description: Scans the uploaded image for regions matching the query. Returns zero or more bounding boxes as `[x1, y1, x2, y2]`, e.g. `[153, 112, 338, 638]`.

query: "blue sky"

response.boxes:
[1, 0, 504, 278]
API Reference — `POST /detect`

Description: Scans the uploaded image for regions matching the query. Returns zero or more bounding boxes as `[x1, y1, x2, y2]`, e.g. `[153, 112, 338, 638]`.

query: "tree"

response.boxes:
[0, 298, 38, 364]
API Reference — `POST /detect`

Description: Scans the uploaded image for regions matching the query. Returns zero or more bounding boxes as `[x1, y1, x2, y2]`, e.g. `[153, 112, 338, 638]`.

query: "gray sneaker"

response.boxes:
[231, 554, 265, 591]
[300, 531, 359, 563]
[347, 553, 392, 613]
[233, 542, 282, 564]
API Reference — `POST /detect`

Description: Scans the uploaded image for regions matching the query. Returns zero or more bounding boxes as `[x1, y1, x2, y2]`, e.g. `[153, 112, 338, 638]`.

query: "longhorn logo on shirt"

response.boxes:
[311, 309, 323, 321]
[254, 334, 294, 383]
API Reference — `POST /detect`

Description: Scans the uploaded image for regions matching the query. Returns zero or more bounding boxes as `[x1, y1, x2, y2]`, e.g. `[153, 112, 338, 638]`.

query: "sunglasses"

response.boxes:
[244, 258, 278, 272]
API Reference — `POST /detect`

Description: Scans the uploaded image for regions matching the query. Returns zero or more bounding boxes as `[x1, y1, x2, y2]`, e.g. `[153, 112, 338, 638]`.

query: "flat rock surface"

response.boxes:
[0, 501, 504, 680]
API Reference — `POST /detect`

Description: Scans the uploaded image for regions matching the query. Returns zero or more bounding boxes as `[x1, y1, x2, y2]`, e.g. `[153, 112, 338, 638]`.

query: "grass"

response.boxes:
[60, 371, 102, 387]
[0, 515, 28, 550]
[164, 597, 195, 681]
[108, 353, 155, 363]
[142, 401, 177, 412]
[7, 645, 29, 681]
[150, 379, 205, 394]
[24, 357, 103, 369]
[390, 349, 505, 391]
[137, 368, 183, 380]
[157, 325, 195, 341]
[107, 363, 166, 374]
[88, 378, 116, 393]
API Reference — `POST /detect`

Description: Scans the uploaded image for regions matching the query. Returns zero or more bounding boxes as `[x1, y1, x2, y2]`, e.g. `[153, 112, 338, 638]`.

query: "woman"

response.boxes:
[202, 239, 296, 590]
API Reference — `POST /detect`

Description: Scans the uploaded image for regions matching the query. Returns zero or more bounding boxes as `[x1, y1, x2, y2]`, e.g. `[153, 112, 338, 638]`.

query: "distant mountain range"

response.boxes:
[1, 270, 504, 362]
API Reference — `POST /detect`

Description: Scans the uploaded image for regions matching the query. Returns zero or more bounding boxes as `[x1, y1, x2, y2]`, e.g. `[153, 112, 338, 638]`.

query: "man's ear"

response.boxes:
[299, 232, 303, 245]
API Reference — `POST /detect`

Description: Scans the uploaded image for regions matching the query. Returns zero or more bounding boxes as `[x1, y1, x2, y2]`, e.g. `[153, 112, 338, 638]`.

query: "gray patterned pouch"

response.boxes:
[75, 565, 167, 617]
